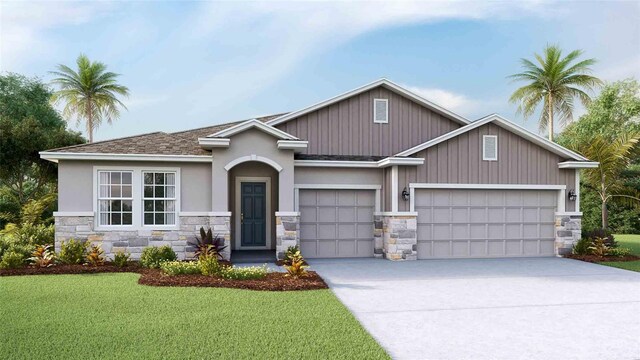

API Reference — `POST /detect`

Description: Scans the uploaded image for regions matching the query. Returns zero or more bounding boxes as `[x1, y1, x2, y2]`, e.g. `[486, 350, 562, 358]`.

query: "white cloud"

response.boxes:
[0, 1, 112, 70]
[401, 84, 503, 118]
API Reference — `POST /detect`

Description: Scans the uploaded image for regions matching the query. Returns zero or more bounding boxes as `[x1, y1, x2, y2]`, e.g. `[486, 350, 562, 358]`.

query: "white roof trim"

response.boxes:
[409, 183, 566, 190]
[223, 154, 284, 172]
[198, 138, 230, 149]
[266, 78, 470, 127]
[39, 152, 211, 163]
[294, 157, 424, 168]
[396, 114, 590, 161]
[277, 140, 308, 153]
[209, 119, 298, 140]
[558, 161, 599, 169]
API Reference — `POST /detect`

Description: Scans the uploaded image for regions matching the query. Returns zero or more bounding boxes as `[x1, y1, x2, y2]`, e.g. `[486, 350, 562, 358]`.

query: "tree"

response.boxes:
[566, 132, 639, 229]
[0, 73, 85, 227]
[508, 45, 602, 141]
[50, 54, 129, 143]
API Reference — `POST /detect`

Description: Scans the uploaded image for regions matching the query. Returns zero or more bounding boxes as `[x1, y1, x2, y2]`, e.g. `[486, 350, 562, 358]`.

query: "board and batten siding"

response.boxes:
[276, 86, 461, 156]
[393, 123, 577, 212]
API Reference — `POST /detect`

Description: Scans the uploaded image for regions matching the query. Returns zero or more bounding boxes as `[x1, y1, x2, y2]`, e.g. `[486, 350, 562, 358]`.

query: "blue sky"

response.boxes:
[1, 1, 639, 141]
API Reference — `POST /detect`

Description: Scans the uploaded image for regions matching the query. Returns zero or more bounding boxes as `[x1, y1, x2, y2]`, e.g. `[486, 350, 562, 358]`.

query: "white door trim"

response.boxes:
[235, 176, 272, 250]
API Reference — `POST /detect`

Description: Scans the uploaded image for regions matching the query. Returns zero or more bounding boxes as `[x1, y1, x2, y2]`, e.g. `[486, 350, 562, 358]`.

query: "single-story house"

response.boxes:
[40, 79, 597, 261]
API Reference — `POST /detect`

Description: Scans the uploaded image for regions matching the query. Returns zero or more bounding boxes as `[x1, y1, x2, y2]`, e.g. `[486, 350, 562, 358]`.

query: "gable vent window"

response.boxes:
[483, 135, 498, 161]
[373, 98, 389, 124]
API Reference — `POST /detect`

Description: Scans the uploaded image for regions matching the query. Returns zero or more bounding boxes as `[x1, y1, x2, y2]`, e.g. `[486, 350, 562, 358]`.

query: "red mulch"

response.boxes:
[564, 254, 640, 263]
[0, 263, 142, 276]
[138, 270, 328, 291]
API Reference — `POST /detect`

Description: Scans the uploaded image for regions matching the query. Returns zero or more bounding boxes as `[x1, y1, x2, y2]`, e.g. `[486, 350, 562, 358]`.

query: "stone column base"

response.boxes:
[555, 213, 582, 255]
[276, 212, 300, 260]
[381, 213, 417, 261]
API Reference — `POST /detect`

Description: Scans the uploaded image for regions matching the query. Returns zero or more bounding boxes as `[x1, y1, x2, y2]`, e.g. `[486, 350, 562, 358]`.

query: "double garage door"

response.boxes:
[298, 188, 557, 259]
[299, 189, 375, 258]
[415, 189, 556, 259]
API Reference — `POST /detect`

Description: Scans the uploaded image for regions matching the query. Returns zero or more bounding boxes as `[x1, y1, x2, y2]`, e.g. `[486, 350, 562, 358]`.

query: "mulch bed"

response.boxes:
[0, 263, 142, 276]
[0, 262, 328, 291]
[564, 254, 640, 263]
[138, 270, 328, 291]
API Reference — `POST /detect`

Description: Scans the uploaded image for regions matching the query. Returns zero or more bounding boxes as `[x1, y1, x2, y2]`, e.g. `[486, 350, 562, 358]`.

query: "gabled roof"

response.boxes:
[266, 78, 471, 127]
[395, 114, 590, 161]
[208, 118, 298, 140]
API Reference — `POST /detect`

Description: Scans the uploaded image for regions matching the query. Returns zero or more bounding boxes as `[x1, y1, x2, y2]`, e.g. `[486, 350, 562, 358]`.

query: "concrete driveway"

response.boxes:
[308, 257, 640, 360]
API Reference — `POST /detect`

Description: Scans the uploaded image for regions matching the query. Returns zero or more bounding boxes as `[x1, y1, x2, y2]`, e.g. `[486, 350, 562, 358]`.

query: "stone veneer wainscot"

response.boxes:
[381, 214, 418, 261]
[275, 213, 300, 260]
[555, 213, 582, 255]
[54, 214, 231, 261]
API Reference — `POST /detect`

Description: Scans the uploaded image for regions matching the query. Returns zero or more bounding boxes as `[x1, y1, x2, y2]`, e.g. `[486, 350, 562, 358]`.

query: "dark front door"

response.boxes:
[241, 182, 267, 247]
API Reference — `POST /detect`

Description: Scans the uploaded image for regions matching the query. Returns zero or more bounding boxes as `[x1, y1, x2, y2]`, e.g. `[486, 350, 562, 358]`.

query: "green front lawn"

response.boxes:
[0, 273, 388, 359]
[598, 234, 640, 272]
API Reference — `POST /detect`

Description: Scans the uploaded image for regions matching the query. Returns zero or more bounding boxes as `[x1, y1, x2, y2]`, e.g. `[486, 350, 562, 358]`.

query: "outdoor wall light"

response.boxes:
[401, 187, 410, 201]
[568, 189, 577, 201]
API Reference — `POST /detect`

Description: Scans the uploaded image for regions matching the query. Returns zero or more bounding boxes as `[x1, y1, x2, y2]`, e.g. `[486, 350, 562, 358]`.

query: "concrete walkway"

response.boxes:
[308, 257, 640, 360]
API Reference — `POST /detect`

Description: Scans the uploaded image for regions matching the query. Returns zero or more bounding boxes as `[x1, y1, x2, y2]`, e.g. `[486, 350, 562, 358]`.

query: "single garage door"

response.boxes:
[416, 189, 556, 259]
[299, 189, 375, 258]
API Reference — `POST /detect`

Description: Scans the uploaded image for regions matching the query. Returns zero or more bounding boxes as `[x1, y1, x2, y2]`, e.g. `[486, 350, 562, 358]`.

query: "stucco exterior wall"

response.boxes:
[294, 167, 383, 185]
[395, 123, 578, 212]
[210, 128, 295, 212]
[276, 86, 461, 156]
[57, 160, 212, 212]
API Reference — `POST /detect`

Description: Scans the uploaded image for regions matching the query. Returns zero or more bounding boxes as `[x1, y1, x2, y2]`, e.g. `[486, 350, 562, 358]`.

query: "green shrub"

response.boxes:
[198, 254, 221, 276]
[572, 238, 592, 255]
[4, 223, 55, 247]
[58, 239, 88, 264]
[219, 265, 268, 280]
[607, 247, 632, 257]
[112, 251, 131, 268]
[0, 251, 26, 269]
[0, 236, 36, 261]
[161, 261, 201, 276]
[140, 245, 177, 269]
[582, 229, 617, 248]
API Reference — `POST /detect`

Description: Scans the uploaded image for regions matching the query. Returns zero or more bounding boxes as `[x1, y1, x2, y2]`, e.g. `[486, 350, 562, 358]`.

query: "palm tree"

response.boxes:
[566, 132, 640, 229]
[508, 45, 602, 141]
[50, 54, 129, 143]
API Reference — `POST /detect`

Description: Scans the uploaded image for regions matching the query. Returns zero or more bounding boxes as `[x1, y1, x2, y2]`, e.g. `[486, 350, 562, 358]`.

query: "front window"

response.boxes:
[98, 171, 133, 226]
[143, 172, 177, 225]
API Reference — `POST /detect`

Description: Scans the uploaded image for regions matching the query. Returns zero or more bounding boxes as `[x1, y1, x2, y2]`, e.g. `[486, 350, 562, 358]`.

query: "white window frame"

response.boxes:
[97, 170, 134, 227]
[142, 171, 178, 227]
[482, 135, 498, 161]
[373, 98, 389, 124]
[93, 166, 180, 231]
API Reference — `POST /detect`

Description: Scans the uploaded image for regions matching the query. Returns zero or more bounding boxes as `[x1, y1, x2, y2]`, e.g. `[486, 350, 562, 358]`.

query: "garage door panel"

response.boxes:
[300, 189, 375, 258]
[317, 208, 337, 222]
[416, 189, 557, 259]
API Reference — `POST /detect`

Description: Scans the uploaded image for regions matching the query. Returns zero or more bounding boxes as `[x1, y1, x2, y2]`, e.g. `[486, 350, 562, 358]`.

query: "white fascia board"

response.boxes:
[208, 119, 298, 140]
[293, 157, 424, 168]
[395, 114, 590, 162]
[377, 157, 424, 167]
[277, 140, 309, 152]
[409, 183, 567, 190]
[266, 78, 470, 127]
[198, 138, 230, 149]
[558, 161, 599, 169]
[294, 160, 379, 168]
[39, 151, 212, 163]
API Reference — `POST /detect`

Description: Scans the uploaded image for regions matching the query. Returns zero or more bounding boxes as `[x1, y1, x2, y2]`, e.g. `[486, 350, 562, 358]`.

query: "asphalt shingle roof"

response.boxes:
[47, 114, 286, 155]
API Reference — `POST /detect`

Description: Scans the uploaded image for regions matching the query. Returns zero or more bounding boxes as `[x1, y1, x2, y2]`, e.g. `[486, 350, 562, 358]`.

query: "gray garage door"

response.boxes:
[299, 189, 375, 258]
[416, 189, 556, 259]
